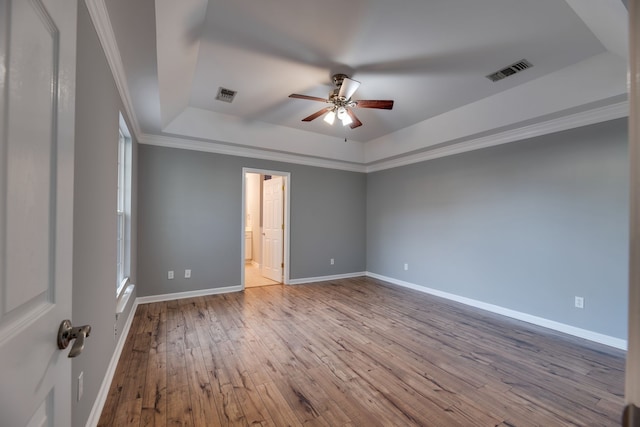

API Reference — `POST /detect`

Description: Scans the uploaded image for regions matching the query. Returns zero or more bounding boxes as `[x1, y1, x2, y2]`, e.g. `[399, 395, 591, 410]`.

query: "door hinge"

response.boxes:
[281, 262, 284, 268]
[282, 224, 284, 229]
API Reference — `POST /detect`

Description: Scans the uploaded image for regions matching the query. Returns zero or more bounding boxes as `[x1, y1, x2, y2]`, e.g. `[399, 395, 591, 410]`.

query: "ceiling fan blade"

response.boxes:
[289, 94, 328, 103]
[302, 108, 330, 122]
[346, 109, 363, 129]
[338, 77, 360, 100]
[355, 100, 394, 109]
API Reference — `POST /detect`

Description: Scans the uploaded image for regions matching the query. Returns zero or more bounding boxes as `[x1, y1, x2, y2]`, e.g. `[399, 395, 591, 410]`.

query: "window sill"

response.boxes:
[116, 283, 135, 316]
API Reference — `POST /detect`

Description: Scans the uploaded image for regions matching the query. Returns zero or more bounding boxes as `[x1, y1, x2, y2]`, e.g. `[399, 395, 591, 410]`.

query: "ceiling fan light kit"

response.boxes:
[323, 109, 336, 125]
[289, 73, 394, 129]
[337, 107, 353, 126]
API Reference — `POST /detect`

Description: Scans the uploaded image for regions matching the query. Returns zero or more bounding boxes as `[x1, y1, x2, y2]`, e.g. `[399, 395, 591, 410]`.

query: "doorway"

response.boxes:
[242, 168, 290, 288]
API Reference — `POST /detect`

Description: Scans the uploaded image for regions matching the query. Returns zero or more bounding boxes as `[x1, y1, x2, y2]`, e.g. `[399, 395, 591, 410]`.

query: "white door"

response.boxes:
[262, 176, 283, 282]
[0, 0, 77, 425]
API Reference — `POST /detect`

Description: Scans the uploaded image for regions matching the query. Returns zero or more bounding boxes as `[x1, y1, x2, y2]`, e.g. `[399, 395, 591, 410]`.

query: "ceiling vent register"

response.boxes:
[215, 87, 237, 103]
[486, 59, 532, 82]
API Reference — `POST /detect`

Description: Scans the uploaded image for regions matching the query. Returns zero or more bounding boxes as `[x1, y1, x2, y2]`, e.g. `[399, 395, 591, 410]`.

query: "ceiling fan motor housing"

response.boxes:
[332, 73, 349, 88]
[328, 89, 356, 108]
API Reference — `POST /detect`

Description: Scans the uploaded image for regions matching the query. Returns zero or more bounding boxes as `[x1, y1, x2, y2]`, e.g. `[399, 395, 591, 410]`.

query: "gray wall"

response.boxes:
[367, 118, 629, 339]
[137, 145, 366, 296]
[72, 3, 137, 426]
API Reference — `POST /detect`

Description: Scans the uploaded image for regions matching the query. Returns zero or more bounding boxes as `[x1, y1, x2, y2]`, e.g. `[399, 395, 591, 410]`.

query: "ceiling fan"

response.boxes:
[289, 74, 394, 129]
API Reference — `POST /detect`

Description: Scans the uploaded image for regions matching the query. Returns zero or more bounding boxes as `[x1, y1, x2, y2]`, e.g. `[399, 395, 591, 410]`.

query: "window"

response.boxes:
[116, 114, 132, 301]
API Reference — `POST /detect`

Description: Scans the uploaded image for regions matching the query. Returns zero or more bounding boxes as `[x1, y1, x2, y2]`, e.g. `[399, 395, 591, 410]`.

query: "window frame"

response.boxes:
[116, 115, 132, 301]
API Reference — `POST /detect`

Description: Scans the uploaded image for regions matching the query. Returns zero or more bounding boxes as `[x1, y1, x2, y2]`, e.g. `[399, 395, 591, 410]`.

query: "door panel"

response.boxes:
[0, 0, 76, 425]
[6, 0, 55, 311]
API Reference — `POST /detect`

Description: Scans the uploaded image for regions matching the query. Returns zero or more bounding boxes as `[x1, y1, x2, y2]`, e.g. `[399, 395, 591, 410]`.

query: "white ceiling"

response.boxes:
[92, 0, 629, 171]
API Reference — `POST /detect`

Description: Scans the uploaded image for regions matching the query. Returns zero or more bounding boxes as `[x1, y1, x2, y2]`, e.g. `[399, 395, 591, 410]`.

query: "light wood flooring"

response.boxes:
[244, 263, 280, 288]
[98, 277, 625, 426]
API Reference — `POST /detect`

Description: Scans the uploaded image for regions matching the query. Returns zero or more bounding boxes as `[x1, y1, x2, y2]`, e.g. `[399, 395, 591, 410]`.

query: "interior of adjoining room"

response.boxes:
[243, 171, 286, 288]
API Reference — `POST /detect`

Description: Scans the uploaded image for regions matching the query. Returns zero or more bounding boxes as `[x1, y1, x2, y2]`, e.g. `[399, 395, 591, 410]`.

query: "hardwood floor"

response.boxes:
[98, 277, 625, 426]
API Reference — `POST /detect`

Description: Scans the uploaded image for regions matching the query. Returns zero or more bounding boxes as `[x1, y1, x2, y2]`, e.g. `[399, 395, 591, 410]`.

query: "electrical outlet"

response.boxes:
[404, 263, 409, 271]
[330, 258, 334, 265]
[78, 371, 84, 401]
[168, 270, 174, 280]
[113, 323, 117, 338]
[575, 296, 584, 309]
[185, 269, 191, 278]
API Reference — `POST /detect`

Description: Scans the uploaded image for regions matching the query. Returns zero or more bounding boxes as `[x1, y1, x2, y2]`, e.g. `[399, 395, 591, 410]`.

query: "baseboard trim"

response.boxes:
[288, 271, 366, 285]
[136, 285, 243, 304]
[85, 298, 139, 427]
[366, 272, 627, 350]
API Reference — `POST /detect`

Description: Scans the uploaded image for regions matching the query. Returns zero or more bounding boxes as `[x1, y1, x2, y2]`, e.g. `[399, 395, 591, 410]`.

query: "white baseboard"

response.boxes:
[366, 272, 627, 351]
[136, 285, 243, 304]
[288, 271, 366, 285]
[251, 261, 260, 268]
[85, 298, 139, 427]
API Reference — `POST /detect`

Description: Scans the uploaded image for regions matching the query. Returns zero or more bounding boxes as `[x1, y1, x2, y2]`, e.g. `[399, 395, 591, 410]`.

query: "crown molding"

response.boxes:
[139, 134, 367, 173]
[365, 100, 629, 173]
[139, 99, 628, 174]
[84, 0, 142, 139]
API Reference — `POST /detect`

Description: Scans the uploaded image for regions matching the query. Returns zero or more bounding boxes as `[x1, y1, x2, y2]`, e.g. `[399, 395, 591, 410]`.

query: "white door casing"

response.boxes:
[627, 0, 640, 421]
[0, 0, 76, 425]
[262, 176, 283, 283]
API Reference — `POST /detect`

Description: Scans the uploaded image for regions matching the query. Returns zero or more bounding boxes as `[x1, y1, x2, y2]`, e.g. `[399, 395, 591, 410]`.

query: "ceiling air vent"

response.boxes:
[486, 59, 532, 82]
[215, 87, 237, 103]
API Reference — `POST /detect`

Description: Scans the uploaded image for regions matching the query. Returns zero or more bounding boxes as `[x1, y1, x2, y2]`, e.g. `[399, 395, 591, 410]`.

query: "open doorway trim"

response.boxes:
[241, 167, 291, 288]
